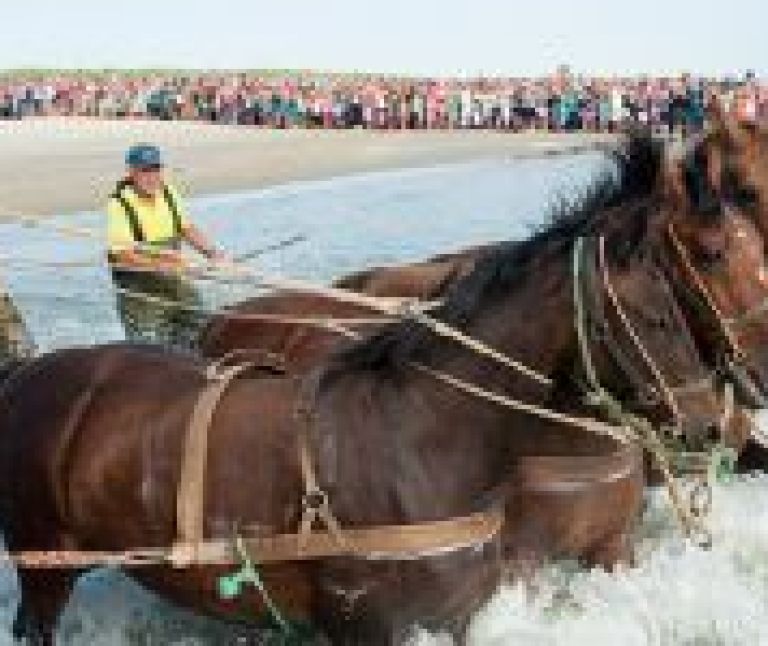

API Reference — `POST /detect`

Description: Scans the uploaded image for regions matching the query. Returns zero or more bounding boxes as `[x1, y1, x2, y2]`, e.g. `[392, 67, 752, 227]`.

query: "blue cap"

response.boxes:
[126, 144, 163, 169]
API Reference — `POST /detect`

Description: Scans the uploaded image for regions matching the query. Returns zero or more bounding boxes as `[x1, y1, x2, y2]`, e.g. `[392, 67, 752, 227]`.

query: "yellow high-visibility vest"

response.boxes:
[107, 181, 189, 255]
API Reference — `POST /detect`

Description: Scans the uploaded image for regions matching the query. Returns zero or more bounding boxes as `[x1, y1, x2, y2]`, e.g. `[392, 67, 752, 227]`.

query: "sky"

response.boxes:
[1, 0, 765, 77]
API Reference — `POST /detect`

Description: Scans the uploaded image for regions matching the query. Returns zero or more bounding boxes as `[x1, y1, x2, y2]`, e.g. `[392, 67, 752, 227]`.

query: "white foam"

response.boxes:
[409, 474, 768, 646]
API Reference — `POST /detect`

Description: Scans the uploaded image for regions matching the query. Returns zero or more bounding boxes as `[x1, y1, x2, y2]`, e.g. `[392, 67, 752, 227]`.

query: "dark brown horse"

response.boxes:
[0, 134, 749, 644]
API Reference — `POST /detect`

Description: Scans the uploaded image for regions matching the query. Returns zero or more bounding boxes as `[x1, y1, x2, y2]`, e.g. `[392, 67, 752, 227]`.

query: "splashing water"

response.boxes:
[412, 474, 768, 646]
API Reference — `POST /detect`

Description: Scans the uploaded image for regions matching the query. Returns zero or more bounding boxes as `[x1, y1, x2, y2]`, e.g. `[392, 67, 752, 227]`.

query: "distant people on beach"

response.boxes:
[1, 71, 764, 134]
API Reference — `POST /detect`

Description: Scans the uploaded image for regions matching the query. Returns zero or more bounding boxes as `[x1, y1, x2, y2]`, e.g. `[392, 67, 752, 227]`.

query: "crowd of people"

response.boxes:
[1, 71, 765, 132]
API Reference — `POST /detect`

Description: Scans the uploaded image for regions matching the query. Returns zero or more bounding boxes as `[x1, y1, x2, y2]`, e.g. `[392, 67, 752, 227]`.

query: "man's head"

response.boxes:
[125, 143, 164, 197]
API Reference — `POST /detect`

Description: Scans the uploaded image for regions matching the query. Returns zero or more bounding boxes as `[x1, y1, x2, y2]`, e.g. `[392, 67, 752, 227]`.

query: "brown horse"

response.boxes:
[665, 115, 768, 391]
[661, 114, 768, 468]
[0, 134, 747, 644]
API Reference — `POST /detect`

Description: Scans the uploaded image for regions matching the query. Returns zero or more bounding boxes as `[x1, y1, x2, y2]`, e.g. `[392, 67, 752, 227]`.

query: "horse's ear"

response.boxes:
[667, 140, 723, 222]
[662, 154, 687, 213]
[707, 95, 727, 132]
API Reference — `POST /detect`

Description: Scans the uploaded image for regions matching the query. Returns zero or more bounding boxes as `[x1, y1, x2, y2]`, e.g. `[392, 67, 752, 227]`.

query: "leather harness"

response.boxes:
[172, 349, 504, 566]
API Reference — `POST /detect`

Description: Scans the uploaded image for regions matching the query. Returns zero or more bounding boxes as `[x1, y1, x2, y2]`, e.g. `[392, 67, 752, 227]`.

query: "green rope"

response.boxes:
[573, 237, 604, 396]
[217, 533, 292, 635]
[710, 444, 738, 483]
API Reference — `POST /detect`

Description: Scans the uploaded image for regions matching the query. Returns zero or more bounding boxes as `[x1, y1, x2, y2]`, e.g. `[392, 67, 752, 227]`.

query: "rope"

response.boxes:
[411, 363, 636, 444]
[667, 223, 745, 359]
[572, 236, 712, 545]
[325, 317, 636, 444]
[115, 285, 396, 328]
[402, 305, 553, 387]
[573, 236, 603, 394]
[5, 251, 553, 387]
[217, 531, 292, 634]
[1, 212, 553, 387]
[597, 236, 682, 432]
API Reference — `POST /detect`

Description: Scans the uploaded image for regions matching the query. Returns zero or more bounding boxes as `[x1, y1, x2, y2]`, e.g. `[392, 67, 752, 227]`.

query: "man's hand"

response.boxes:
[110, 247, 188, 275]
[207, 250, 241, 274]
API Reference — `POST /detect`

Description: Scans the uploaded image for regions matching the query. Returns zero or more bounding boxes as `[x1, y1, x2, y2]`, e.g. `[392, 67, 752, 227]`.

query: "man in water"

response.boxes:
[107, 143, 226, 351]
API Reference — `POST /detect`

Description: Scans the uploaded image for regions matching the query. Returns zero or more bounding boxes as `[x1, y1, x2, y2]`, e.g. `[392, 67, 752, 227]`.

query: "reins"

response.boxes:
[597, 236, 683, 432]
[667, 222, 746, 360]
[666, 221, 768, 409]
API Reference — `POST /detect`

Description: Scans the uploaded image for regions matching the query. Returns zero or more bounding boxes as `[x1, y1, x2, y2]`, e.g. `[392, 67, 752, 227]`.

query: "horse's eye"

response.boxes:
[657, 317, 667, 330]
[696, 247, 725, 269]
[734, 185, 760, 209]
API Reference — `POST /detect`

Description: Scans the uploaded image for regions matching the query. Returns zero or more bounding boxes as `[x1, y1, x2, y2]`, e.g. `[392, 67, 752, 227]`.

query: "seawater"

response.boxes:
[3, 153, 765, 645]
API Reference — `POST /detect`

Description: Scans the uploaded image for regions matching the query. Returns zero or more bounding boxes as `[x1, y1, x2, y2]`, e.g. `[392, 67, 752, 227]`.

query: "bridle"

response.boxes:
[573, 235, 724, 442]
[666, 221, 768, 409]
[574, 234, 724, 546]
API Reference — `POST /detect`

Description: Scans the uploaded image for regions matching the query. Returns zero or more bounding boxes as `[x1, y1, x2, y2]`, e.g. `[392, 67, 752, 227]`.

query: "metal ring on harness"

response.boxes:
[302, 489, 330, 513]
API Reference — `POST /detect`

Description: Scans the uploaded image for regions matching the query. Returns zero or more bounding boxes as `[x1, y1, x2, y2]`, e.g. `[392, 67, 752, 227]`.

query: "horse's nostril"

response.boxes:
[705, 423, 720, 443]
[639, 388, 660, 407]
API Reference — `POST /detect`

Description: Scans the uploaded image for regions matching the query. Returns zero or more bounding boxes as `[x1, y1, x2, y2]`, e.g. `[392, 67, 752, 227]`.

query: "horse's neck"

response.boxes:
[435, 246, 576, 395]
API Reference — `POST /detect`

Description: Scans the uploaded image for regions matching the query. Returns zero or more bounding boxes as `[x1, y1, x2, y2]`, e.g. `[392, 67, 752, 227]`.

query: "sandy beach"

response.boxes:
[0, 118, 614, 217]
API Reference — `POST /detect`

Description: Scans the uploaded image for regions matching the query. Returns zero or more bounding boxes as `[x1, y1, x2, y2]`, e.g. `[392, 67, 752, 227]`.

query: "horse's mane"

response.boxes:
[328, 132, 666, 375]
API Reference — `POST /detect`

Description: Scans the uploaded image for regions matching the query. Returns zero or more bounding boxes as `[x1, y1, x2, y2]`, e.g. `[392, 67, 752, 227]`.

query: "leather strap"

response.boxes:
[173, 360, 258, 564]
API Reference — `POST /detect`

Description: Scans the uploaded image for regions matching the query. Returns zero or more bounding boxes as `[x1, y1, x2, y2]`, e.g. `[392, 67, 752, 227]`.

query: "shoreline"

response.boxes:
[0, 118, 615, 217]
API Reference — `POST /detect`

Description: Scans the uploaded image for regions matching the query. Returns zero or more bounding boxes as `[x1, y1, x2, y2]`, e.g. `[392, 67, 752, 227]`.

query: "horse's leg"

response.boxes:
[12, 569, 78, 646]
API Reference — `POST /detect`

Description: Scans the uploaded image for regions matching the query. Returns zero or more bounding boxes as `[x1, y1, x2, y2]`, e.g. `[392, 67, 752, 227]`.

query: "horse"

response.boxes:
[201, 129, 768, 438]
[660, 112, 768, 468]
[664, 113, 768, 390]
[0, 133, 749, 644]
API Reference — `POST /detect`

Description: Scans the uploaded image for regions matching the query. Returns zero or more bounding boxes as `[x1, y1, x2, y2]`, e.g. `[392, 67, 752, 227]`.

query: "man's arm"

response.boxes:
[182, 223, 226, 261]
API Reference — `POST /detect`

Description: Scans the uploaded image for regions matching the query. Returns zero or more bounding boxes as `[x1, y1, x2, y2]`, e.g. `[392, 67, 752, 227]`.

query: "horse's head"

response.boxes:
[593, 231, 747, 452]
[663, 111, 768, 403]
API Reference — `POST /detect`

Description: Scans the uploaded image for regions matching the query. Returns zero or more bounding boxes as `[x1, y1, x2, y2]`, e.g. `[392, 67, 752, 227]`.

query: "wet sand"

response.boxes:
[0, 118, 614, 217]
